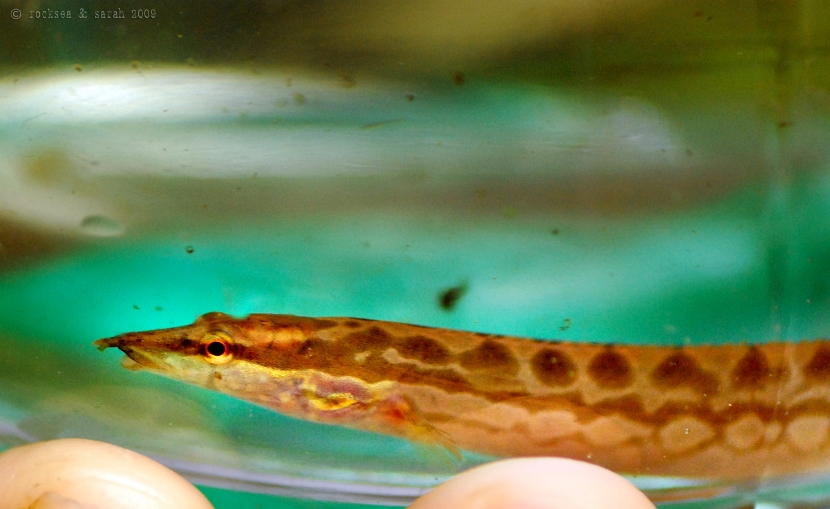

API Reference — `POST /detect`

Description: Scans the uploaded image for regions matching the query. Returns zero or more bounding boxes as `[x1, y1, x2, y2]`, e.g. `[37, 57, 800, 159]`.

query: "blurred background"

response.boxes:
[1, 1, 829, 507]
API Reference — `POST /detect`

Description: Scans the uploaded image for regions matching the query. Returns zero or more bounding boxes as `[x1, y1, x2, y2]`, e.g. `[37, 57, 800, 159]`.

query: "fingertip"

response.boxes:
[0, 438, 213, 509]
[409, 458, 656, 509]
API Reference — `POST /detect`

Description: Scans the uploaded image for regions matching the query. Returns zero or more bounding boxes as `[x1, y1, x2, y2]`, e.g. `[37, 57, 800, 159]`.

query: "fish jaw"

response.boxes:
[94, 333, 164, 371]
[93, 330, 208, 381]
[120, 354, 144, 371]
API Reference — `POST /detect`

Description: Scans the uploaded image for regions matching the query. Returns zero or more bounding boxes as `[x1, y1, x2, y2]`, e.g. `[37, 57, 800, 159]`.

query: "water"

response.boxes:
[1, 1, 830, 507]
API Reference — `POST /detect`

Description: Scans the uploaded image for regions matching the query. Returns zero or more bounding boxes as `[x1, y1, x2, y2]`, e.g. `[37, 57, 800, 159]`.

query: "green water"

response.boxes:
[2, 184, 830, 506]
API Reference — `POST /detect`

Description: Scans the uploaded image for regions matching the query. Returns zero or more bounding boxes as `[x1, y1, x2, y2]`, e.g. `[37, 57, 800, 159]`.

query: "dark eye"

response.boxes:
[201, 332, 234, 364]
[206, 341, 227, 356]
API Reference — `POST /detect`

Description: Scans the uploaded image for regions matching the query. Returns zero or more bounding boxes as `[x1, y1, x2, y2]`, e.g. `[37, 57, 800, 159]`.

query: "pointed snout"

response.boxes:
[93, 335, 122, 351]
[93, 332, 160, 370]
[93, 332, 145, 352]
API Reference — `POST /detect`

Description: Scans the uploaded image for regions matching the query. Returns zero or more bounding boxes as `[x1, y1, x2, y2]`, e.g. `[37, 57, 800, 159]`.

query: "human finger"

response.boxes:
[0, 438, 213, 509]
[409, 457, 656, 509]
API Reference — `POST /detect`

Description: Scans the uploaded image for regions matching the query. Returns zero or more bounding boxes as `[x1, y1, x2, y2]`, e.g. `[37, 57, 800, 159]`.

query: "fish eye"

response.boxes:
[201, 332, 234, 365]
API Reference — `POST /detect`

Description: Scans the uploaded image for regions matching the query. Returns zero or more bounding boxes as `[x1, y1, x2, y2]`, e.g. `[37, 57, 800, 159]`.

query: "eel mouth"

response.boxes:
[93, 336, 122, 352]
[94, 335, 161, 371]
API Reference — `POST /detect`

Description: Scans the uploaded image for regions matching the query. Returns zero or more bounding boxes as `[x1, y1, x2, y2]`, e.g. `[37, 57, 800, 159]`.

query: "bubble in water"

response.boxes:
[79, 214, 125, 237]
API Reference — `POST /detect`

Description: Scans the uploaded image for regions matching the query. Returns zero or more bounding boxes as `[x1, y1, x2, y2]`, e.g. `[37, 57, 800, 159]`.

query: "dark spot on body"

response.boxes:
[453, 71, 465, 86]
[651, 352, 719, 393]
[731, 347, 770, 390]
[531, 348, 577, 387]
[312, 319, 338, 330]
[438, 282, 467, 311]
[459, 340, 518, 374]
[396, 335, 451, 364]
[343, 320, 363, 329]
[153, 335, 198, 354]
[178, 337, 196, 350]
[588, 349, 633, 389]
[214, 371, 223, 380]
[405, 94, 415, 101]
[551, 229, 559, 235]
[346, 326, 395, 350]
[805, 347, 830, 382]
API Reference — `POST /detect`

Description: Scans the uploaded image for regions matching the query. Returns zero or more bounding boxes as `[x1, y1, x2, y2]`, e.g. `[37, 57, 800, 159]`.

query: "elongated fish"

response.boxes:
[95, 312, 830, 479]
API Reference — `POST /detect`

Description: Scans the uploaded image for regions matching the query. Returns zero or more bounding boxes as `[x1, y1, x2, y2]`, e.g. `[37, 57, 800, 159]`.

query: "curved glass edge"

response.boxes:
[1, 62, 829, 508]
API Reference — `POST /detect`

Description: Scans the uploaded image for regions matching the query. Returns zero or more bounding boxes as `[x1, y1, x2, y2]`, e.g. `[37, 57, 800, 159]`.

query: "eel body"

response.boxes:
[95, 312, 830, 479]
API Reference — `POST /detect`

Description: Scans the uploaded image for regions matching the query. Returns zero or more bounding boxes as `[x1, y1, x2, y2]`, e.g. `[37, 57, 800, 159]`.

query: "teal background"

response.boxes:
[2, 179, 830, 506]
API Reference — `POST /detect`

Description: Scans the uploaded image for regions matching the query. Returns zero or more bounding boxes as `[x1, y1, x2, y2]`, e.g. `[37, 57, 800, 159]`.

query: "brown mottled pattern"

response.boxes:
[650, 351, 719, 394]
[805, 347, 830, 381]
[730, 347, 772, 389]
[396, 335, 451, 365]
[587, 349, 633, 389]
[458, 340, 519, 375]
[530, 348, 577, 387]
[96, 312, 830, 480]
